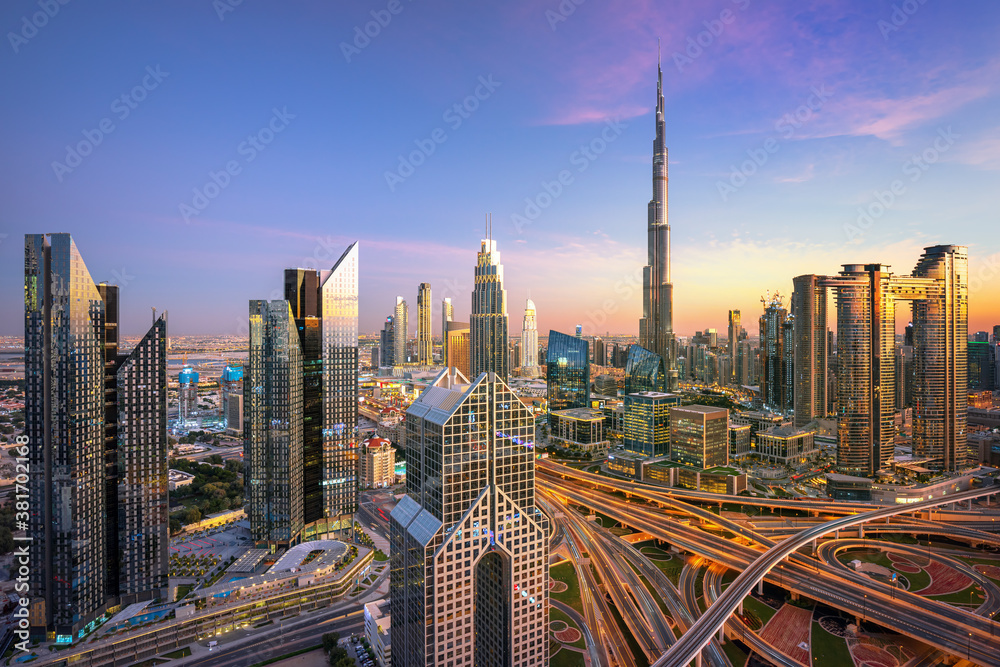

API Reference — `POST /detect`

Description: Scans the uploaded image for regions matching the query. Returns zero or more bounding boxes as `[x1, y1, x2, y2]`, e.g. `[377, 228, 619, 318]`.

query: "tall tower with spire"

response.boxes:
[521, 297, 540, 377]
[471, 215, 510, 380]
[639, 51, 678, 389]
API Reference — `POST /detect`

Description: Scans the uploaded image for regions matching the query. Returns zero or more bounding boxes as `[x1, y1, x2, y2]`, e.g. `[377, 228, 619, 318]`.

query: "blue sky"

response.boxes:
[1, 0, 998, 338]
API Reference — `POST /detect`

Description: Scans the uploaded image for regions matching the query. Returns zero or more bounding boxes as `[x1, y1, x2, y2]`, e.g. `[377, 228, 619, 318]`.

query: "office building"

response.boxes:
[394, 297, 409, 365]
[727, 310, 741, 385]
[623, 391, 679, 457]
[25, 234, 167, 639]
[894, 346, 915, 409]
[226, 390, 243, 434]
[247, 243, 359, 549]
[546, 330, 590, 421]
[550, 407, 610, 458]
[969, 341, 995, 390]
[728, 422, 753, 459]
[220, 363, 244, 430]
[389, 369, 548, 667]
[639, 56, 678, 391]
[380, 316, 395, 368]
[521, 298, 540, 377]
[624, 344, 666, 396]
[417, 283, 432, 365]
[593, 337, 606, 366]
[759, 294, 791, 413]
[670, 405, 729, 469]
[178, 365, 198, 423]
[594, 374, 618, 396]
[471, 237, 510, 380]
[792, 275, 828, 427]
[441, 297, 453, 365]
[754, 425, 818, 468]
[446, 321, 472, 378]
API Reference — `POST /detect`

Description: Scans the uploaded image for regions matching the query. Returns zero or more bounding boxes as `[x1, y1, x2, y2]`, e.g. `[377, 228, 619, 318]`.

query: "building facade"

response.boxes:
[759, 294, 791, 413]
[792, 274, 829, 427]
[670, 405, 729, 469]
[638, 57, 678, 391]
[441, 297, 453, 366]
[727, 310, 741, 385]
[624, 344, 666, 397]
[623, 391, 679, 457]
[471, 239, 510, 380]
[754, 425, 818, 468]
[417, 283, 432, 365]
[520, 298, 540, 377]
[25, 234, 168, 639]
[360, 438, 397, 488]
[546, 331, 590, 421]
[446, 321, 471, 378]
[389, 369, 548, 667]
[394, 297, 409, 365]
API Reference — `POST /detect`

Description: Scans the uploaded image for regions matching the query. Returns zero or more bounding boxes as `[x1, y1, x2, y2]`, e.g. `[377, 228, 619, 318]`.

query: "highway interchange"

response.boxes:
[538, 460, 1000, 667]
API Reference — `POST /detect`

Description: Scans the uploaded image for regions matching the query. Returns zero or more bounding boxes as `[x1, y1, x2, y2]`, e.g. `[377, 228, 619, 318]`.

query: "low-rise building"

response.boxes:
[826, 473, 872, 501]
[754, 425, 818, 468]
[644, 460, 746, 494]
[606, 450, 647, 478]
[364, 599, 392, 667]
[168, 469, 195, 491]
[549, 407, 610, 459]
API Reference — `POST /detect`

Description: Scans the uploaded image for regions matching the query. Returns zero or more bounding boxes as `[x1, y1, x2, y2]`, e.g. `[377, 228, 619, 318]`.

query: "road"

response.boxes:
[540, 468, 1000, 666]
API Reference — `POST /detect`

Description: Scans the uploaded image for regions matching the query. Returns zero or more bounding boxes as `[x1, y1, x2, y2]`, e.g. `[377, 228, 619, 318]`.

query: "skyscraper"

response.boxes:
[792, 275, 829, 427]
[389, 369, 548, 667]
[380, 315, 395, 368]
[446, 321, 471, 378]
[759, 294, 790, 413]
[521, 298, 540, 377]
[417, 283, 432, 365]
[247, 299, 304, 547]
[593, 337, 606, 366]
[394, 296, 409, 365]
[727, 310, 741, 385]
[817, 245, 968, 475]
[546, 330, 590, 420]
[441, 297, 453, 366]
[639, 56, 677, 391]
[25, 234, 168, 639]
[247, 243, 359, 548]
[624, 344, 666, 396]
[471, 238, 509, 380]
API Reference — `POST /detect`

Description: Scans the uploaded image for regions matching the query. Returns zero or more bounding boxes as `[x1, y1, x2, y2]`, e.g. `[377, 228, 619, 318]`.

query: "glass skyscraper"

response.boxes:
[759, 294, 791, 413]
[247, 242, 359, 548]
[25, 234, 167, 639]
[624, 344, 666, 396]
[389, 369, 548, 667]
[670, 405, 729, 469]
[417, 282, 432, 365]
[520, 298, 540, 377]
[545, 330, 589, 420]
[394, 296, 408, 365]
[792, 275, 829, 427]
[623, 391, 678, 457]
[471, 238, 510, 380]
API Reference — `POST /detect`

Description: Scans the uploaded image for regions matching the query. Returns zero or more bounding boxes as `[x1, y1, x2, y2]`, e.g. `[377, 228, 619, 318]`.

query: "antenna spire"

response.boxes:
[658, 37, 661, 70]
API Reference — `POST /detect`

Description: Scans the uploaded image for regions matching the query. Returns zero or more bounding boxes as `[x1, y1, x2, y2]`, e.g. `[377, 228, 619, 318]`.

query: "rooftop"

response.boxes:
[551, 407, 605, 421]
[672, 404, 728, 416]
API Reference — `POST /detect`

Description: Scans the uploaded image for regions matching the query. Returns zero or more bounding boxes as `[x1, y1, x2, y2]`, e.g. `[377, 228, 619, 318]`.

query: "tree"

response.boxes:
[322, 632, 340, 653]
[185, 507, 202, 524]
[208, 454, 223, 465]
[225, 459, 244, 474]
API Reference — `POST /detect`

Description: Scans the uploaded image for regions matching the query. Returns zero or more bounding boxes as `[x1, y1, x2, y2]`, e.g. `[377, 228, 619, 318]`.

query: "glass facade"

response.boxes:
[624, 344, 665, 396]
[546, 330, 589, 421]
[25, 234, 168, 638]
[320, 243, 360, 534]
[471, 239, 510, 380]
[116, 315, 169, 603]
[390, 370, 548, 666]
[969, 342, 994, 390]
[759, 295, 791, 413]
[623, 391, 678, 457]
[669, 405, 729, 469]
[792, 275, 828, 427]
[417, 283, 432, 365]
[246, 300, 304, 547]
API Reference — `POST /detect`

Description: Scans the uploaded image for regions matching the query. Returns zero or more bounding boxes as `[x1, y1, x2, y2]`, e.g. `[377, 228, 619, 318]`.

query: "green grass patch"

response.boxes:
[175, 584, 193, 602]
[743, 596, 777, 627]
[549, 606, 587, 650]
[927, 587, 986, 605]
[722, 640, 748, 667]
[550, 561, 585, 617]
[811, 620, 853, 665]
[549, 647, 586, 667]
[162, 647, 192, 659]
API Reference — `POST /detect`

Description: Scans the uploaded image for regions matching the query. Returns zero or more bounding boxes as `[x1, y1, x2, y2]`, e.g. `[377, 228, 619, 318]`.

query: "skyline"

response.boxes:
[2, 1, 1000, 338]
